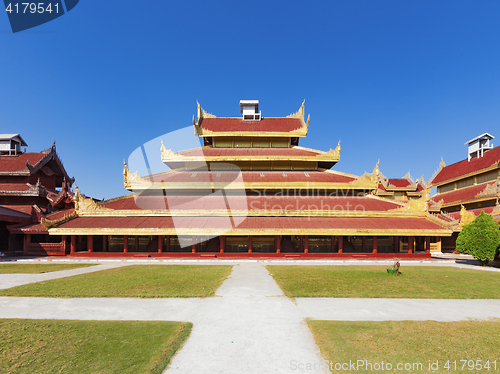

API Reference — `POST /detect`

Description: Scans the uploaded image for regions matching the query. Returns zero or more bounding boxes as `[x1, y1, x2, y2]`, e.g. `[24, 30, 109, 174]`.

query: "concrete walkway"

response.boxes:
[0, 263, 128, 290]
[1, 261, 500, 373]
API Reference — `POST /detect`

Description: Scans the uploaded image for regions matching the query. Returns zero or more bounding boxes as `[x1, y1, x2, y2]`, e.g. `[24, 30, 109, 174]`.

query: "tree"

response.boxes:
[456, 211, 500, 265]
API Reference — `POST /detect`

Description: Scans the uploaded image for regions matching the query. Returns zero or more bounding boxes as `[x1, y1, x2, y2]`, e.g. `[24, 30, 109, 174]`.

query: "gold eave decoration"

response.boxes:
[389, 187, 431, 215]
[72, 208, 432, 218]
[74, 186, 112, 213]
[459, 204, 476, 227]
[49, 226, 452, 237]
[41, 210, 78, 229]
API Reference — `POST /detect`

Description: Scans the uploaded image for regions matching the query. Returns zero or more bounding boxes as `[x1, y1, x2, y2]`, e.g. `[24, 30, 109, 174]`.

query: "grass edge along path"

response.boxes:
[267, 265, 500, 299]
[0, 264, 233, 298]
[0, 318, 192, 374]
[307, 320, 500, 374]
[0, 263, 95, 274]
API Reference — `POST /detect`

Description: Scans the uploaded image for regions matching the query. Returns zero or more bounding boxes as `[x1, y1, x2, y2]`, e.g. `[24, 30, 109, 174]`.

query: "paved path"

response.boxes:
[1, 261, 500, 373]
[165, 263, 329, 373]
[0, 263, 128, 290]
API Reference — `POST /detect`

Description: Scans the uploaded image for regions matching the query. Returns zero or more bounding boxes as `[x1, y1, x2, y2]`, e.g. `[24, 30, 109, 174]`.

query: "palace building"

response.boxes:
[0, 136, 75, 254]
[429, 133, 500, 252]
[38, 100, 453, 258]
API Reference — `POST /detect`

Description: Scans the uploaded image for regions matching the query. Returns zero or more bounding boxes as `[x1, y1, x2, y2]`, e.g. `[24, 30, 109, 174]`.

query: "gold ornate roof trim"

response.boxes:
[41, 210, 78, 229]
[49, 227, 452, 237]
[74, 208, 424, 218]
[286, 100, 305, 119]
[323, 140, 341, 160]
[160, 141, 180, 162]
[459, 204, 476, 227]
[197, 101, 216, 122]
[98, 193, 135, 206]
[476, 178, 500, 199]
[352, 161, 382, 187]
[389, 186, 431, 214]
[74, 186, 112, 213]
[124, 181, 377, 191]
[123, 162, 151, 190]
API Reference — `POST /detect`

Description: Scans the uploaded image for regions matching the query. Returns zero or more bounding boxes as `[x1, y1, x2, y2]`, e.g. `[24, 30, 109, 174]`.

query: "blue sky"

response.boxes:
[1, 1, 499, 199]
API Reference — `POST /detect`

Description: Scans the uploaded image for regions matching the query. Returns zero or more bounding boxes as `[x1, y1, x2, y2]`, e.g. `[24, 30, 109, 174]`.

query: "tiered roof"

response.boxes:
[45, 101, 452, 240]
[431, 146, 500, 185]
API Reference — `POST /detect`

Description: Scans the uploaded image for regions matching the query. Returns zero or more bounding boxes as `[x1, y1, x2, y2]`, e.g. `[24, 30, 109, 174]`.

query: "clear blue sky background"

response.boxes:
[1, 1, 499, 199]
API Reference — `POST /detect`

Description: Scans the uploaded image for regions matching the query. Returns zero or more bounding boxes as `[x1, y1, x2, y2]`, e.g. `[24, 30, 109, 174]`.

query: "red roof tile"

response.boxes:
[0, 153, 46, 173]
[179, 147, 321, 158]
[146, 171, 356, 184]
[56, 216, 447, 231]
[445, 206, 497, 221]
[102, 195, 401, 212]
[0, 205, 31, 221]
[0, 205, 33, 214]
[200, 117, 303, 133]
[387, 179, 412, 188]
[0, 183, 31, 192]
[431, 182, 496, 205]
[432, 146, 500, 185]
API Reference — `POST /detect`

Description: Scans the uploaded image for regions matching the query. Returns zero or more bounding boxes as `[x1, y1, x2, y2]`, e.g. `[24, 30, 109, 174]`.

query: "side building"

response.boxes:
[0, 135, 75, 255]
[429, 133, 500, 252]
[43, 101, 451, 258]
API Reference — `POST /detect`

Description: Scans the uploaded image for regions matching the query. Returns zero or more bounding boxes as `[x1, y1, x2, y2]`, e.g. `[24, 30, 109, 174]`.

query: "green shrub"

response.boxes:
[456, 211, 500, 265]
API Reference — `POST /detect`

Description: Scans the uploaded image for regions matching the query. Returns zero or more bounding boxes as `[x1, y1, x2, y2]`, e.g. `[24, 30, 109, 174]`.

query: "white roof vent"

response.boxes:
[465, 133, 494, 161]
[240, 100, 261, 121]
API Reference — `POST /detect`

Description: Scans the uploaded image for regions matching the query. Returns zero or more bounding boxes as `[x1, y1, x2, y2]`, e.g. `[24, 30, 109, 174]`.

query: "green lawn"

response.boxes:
[308, 320, 500, 374]
[0, 265, 232, 298]
[267, 265, 500, 298]
[0, 263, 94, 274]
[0, 319, 191, 374]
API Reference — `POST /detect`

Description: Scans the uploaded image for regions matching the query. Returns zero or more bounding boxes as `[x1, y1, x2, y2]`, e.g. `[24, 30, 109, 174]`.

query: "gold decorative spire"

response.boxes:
[286, 100, 305, 119]
[459, 205, 476, 227]
[324, 140, 341, 159]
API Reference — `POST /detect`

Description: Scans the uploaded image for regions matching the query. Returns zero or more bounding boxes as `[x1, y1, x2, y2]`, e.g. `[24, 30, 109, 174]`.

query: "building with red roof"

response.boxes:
[0, 139, 75, 254]
[429, 133, 500, 252]
[41, 101, 451, 258]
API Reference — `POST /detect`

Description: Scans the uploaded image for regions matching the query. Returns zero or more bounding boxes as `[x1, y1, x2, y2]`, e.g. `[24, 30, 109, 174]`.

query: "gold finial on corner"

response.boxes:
[440, 157, 445, 169]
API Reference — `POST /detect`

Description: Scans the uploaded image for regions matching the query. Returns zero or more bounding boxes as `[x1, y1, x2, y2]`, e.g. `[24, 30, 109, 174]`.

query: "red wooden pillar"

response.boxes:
[362, 236, 367, 252]
[425, 236, 431, 254]
[372, 236, 378, 254]
[62, 235, 67, 254]
[166, 235, 170, 252]
[276, 235, 281, 254]
[123, 235, 128, 253]
[331, 236, 335, 253]
[248, 235, 253, 253]
[408, 236, 414, 254]
[26, 234, 31, 244]
[87, 235, 93, 253]
[192, 236, 196, 253]
[220, 236, 225, 253]
[135, 235, 139, 252]
[102, 235, 108, 252]
[70, 235, 76, 254]
[338, 236, 343, 253]
[394, 236, 399, 252]
[304, 235, 309, 254]
[300, 235, 303, 252]
[158, 235, 163, 253]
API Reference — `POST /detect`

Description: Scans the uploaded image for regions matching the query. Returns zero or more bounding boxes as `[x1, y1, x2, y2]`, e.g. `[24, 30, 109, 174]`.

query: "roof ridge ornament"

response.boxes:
[459, 204, 476, 227]
[390, 186, 431, 214]
[197, 101, 216, 123]
[429, 158, 446, 185]
[74, 185, 109, 212]
[324, 140, 341, 159]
